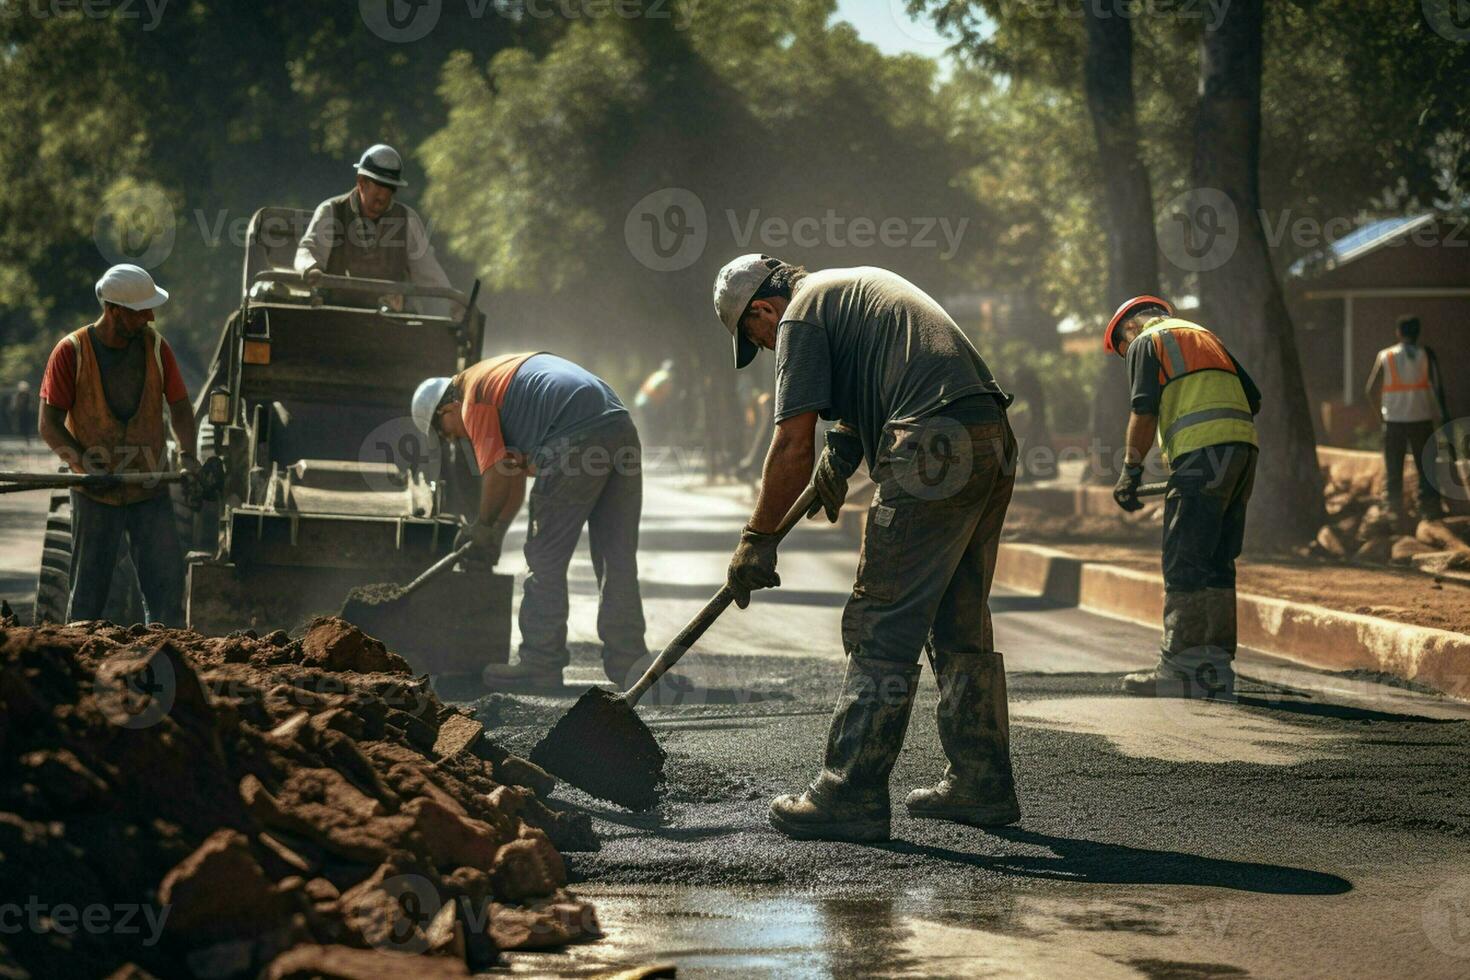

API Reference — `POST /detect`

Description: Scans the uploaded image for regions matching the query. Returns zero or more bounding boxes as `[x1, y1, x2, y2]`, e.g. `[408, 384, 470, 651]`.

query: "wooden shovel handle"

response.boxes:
[624, 484, 821, 707]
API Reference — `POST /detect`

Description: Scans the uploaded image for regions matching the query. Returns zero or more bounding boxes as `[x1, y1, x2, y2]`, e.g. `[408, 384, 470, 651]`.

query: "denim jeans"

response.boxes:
[518, 414, 648, 668]
[68, 489, 185, 625]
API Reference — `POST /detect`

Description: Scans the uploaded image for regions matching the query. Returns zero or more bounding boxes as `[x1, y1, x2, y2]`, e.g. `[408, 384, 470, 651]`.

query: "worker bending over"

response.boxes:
[412, 354, 648, 690]
[1106, 296, 1260, 700]
[1364, 315, 1445, 520]
[714, 254, 1019, 843]
[38, 264, 197, 624]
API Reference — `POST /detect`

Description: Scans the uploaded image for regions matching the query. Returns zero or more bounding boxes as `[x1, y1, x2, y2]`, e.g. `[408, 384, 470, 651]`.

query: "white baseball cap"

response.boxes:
[354, 143, 408, 188]
[712, 253, 783, 369]
[95, 264, 169, 311]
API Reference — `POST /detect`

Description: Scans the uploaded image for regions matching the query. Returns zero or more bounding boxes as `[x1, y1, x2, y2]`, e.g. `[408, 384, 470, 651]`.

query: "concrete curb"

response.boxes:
[996, 542, 1470, 699]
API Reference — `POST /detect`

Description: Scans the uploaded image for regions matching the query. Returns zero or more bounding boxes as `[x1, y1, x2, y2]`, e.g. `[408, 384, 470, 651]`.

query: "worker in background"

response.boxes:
[1364, 315, 1444, 520]
[295, 143, 454, 314]
[633, 358, 676, 446]
[1106, 296, 1260, 700]
[412, 353, 648, 690]
[38, 264, 197, 624]
[11, 381, 33, 443]
[714, 254, 1019, 844]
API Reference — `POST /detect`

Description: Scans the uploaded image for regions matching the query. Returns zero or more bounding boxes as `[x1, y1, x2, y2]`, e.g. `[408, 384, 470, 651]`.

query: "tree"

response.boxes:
[1191, 0, 1324, 541]
[1082, 7, 1160, 478]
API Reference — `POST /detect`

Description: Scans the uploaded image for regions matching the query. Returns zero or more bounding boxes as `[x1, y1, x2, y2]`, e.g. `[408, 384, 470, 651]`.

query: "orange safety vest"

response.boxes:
[1139, 317, 1258, 464]
[64, 324, 169, 506]
[1377, 343, 1435, 423]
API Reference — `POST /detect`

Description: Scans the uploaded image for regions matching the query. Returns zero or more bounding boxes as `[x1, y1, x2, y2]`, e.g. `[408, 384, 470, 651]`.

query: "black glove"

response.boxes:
[727, 526, 781, 609]
[1113, 464, 1145, 513]
[457, 519, 508, 566]
[806, 426, 864, 523]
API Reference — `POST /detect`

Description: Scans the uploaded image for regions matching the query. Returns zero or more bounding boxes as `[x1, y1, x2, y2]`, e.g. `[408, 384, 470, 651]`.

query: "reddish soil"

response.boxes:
[1012, 533, 1470, 636]
[0, 615, 598, 978]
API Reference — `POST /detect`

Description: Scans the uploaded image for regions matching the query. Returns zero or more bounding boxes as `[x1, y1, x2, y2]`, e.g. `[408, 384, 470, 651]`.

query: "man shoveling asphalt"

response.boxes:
[713, 254, 1020, 844]
[1105, 296, 1261, 700]
[412, 353, 648, 691]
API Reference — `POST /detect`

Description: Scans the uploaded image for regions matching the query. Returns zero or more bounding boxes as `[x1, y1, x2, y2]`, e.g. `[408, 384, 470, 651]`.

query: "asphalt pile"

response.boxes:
[0, 614, 600, 979]
[1314, 476, 1470, 575]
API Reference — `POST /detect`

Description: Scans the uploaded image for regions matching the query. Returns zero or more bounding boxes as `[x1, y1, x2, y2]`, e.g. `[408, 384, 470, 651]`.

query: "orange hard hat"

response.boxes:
[1104, 295, 1174, 355]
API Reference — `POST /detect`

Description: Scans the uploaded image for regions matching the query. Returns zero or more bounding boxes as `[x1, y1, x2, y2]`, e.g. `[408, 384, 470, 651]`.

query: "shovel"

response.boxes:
[340, 540, 476, 634]
[529, 484, 821, 811]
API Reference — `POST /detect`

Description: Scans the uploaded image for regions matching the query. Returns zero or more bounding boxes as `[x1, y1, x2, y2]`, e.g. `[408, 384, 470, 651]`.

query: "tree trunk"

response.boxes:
[1192, 0, 1324, 545]
[1083, 8, 1161, 481]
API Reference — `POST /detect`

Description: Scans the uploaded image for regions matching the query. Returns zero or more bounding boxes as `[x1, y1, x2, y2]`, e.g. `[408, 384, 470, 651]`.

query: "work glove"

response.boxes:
[457, 519, 508, 567]
[179, 454, 205, 510]
[805, 425, 864, 523]
[727, 526, 781, 609]
[1113, 464, 1145, 513]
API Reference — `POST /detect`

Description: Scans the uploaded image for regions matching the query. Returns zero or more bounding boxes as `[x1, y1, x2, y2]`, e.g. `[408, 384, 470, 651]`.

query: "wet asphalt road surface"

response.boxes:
[468, 467, 1470, 978]
[1, 439, 1467, 977]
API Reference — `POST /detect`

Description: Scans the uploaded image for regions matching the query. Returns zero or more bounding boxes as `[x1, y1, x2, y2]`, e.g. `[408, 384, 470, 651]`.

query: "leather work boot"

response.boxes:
[769, 655, 920, 843]
[481, 658, 564, 692]
[906, 650, 1021, 827]
[1122, 590, 1235, 700]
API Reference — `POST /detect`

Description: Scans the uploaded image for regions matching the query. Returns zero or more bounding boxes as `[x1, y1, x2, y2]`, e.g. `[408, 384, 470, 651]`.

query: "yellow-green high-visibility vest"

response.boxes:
[1138, 317, 1257, 466]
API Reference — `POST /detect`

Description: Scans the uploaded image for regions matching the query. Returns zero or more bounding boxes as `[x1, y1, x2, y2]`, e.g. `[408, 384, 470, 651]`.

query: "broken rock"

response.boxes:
[263, 944, 469, 980]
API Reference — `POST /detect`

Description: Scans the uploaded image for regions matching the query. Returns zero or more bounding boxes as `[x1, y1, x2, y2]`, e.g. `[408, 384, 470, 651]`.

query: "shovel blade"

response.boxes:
[530, 687, 666, 811]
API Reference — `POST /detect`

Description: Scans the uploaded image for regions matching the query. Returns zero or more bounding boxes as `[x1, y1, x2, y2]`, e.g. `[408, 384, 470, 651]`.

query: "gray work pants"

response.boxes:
[518, 414, 648, 669]
[843, 416, 1016, 665]
[68, 490, 184, 625]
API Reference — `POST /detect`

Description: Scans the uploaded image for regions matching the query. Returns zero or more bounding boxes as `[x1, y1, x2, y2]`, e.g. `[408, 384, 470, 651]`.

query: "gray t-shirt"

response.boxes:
[774, 267, 1004, 465]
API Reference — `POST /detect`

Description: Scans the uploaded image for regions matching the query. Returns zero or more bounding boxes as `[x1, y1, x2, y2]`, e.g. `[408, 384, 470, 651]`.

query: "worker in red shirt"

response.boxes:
[38, 264, 197, 624]
[412, 353, 647, 690]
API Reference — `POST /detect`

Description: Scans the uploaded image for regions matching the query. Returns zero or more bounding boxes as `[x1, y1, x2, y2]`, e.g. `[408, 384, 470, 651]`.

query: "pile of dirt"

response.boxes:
[1311, 478, 1470, 576]
[0, 615, 599, 979]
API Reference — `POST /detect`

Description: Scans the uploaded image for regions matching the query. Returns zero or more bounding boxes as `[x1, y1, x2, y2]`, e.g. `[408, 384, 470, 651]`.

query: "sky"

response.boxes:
[832, 0, 956, 63]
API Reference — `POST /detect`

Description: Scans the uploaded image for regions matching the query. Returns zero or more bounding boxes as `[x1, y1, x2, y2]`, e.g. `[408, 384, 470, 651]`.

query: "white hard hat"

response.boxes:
[96, 263, 169, 311]
[712, 253, 782, 369]
[412, 376, 452, 442]
[354, 143, 408, 188]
